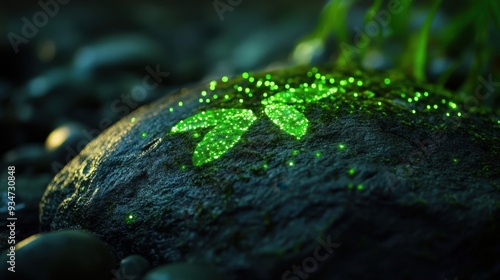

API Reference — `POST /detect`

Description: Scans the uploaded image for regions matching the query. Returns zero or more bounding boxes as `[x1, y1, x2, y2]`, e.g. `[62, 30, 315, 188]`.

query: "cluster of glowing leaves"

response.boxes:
[170, 75, 339, 166]
[171, 109, 256, 166]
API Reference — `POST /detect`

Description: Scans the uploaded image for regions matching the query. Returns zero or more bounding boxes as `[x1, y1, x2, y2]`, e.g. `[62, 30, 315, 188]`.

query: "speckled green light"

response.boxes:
[338, 143, 346, 150]
[315, 152, 321, 157]
[384, 78, 391, 85]
[356, 184, 364, 191]
[141, 132, 147, 138]
[130, 117, 136, 123]
[222, 76, 229, 82]
[348, 168, 355, 176]
[125, 213, 136, 224]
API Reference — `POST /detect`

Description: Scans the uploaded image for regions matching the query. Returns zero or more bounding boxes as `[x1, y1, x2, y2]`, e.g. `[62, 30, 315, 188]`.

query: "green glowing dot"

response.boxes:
[199, 98, 203, 103]
[193, 132, 200, 138]
[221, 76, 229, 82]
[178, 101, 183, 107]
[245, 88, 250, 94]
[125, 213, 136, 224]
[356, 80, 363, 86]
[237, 86, 243, 92]
[452, 158, 459, 164]
[348, 168, 355, 176]
[412, 110, 416, 114]
[424, 91, 429, 97]
[263, 163, 268, 169]
[433, 104, 438, 109]
[357, 184, 364, 191]
[307, 71, 313, 77]
[329, 78, 335, 84]
[256, 80, 263, 87]
[415, 92, 422, 98]
[446, 112, 450, 117]
[353, 93, 358, 98]
[377, 102, 382, 106]
[311, 67, 318, 73]
[213, 94, 218, 99]
[401, 93, 406, 98]
[315, 73, 321, 79]
[407, 98, 412, 103]
[457, 112, 462, 117]
[348, 77, 355, 83]
[441, 99, 446, 104]
[338, 143, 346, 150]
[224, 94, 229, 100]
[249, 77, 255, 82]
[288, 161, 294, 166]
[413, 96, 419, 102]
[239, 99, 244, 103]
[448, 101, 457, 109]
[242, 72, 249, 79]
[266, 74, 272, 80]
[292, 150, 299, 156]
[384, 78, 391, 85]
[340, 80, 347, 86]
[169, 107, 174, 112]
[130, 117, 136, 123]
[141, 132, 147, 138]
[315, 152, 321, 157]
[181, 164, 187, 170]
[426, 105, 431, 110]
[201, 91, 207, 97]
[263, 93, 268, 97]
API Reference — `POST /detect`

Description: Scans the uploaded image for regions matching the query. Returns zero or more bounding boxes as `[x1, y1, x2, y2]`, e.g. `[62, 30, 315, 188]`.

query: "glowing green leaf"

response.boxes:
[171, 109, 256, 166]
[264, 87, 336, 105]
[264, 103, 308, 139]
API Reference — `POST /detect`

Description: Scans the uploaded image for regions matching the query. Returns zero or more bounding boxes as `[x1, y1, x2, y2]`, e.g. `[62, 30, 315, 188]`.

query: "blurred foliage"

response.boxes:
[292, 0, 500, 107]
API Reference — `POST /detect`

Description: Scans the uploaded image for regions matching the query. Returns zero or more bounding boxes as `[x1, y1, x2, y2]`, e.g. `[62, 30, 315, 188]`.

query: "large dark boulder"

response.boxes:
[40, 65, 500, 279]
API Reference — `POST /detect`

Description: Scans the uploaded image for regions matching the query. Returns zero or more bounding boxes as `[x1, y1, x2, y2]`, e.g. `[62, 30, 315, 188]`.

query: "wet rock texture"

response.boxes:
[40, 65, 500, 279]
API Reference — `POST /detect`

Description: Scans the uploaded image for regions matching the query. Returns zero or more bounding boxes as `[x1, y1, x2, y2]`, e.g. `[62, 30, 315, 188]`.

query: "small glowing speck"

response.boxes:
[384, 78, 391, 85]
[446, 112, 450, 117]
[356, 80, 363, 86]
[249, 77, 255, 82]
[353, 92, 358, 98]
[411, 110, 416, 114]
[181, 164, 187, 170]
[169, 107, 174, 112]
[239, 99, 244, 103]
[193, 132, 200, 138]
[237, 86, 243, 92]
[433, 104, 438, 109]
[178, 101, 183, 107]
[206, 99, 211, 103]
[377, 102, 382, 106]
[424, 92, 429, 97]
[213, 94, 218, 99]
[266, 74, 272, 80]
[199, 98, 203, 103]
[338, 143, 346, 150]
[413, 96, 419, 102]
[357, 184, 364, 191]
[401, 93, 406, 98]
[288, 161, 294, 166]
[224, 94, 230, 100]
[441, 99, 446, 104]
[315, 152, 321, 158]
[426, 105, 431, 110]
[348, 77, 355, 83]
[452, 158, 459, 164]
[141, 132, 147, 138]
[242, 72, 249, 79]
[457, 112, 462, 117]
[201, 91, 207, 96]
[130, 117, 136, 123]
[263, 93, 268, 97]
[348, 168, 355, 176]
[292, 150, 299, 156]
[448, 101, 457, 109]
[315, 73, 321, 79]
[329, 78, 335, 84]
[407, 98, 412, 103]
[221, 76, 229, 82]
[263, 163, 268, 169]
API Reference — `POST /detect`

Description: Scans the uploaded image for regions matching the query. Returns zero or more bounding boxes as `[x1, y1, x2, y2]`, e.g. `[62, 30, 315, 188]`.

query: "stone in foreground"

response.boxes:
[40, 65, 500, 279]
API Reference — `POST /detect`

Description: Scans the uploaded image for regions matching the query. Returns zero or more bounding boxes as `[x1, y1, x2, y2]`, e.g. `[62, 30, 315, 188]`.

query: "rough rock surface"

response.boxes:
[40, 65, 500, 279]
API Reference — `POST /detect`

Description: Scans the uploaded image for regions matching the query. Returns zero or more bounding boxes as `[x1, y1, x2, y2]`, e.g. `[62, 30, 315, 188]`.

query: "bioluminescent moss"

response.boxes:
[167, 66, 471, 167]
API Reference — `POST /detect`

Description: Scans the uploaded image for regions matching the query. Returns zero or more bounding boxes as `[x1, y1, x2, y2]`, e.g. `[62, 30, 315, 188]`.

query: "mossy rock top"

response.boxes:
[41, 64, 500, 279]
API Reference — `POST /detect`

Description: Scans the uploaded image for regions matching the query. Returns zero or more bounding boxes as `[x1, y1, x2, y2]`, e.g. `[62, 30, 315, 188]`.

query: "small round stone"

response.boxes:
[142, 263, 227, 280]
[117, 255, 150, 280]
[0, 230, 114, 280]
